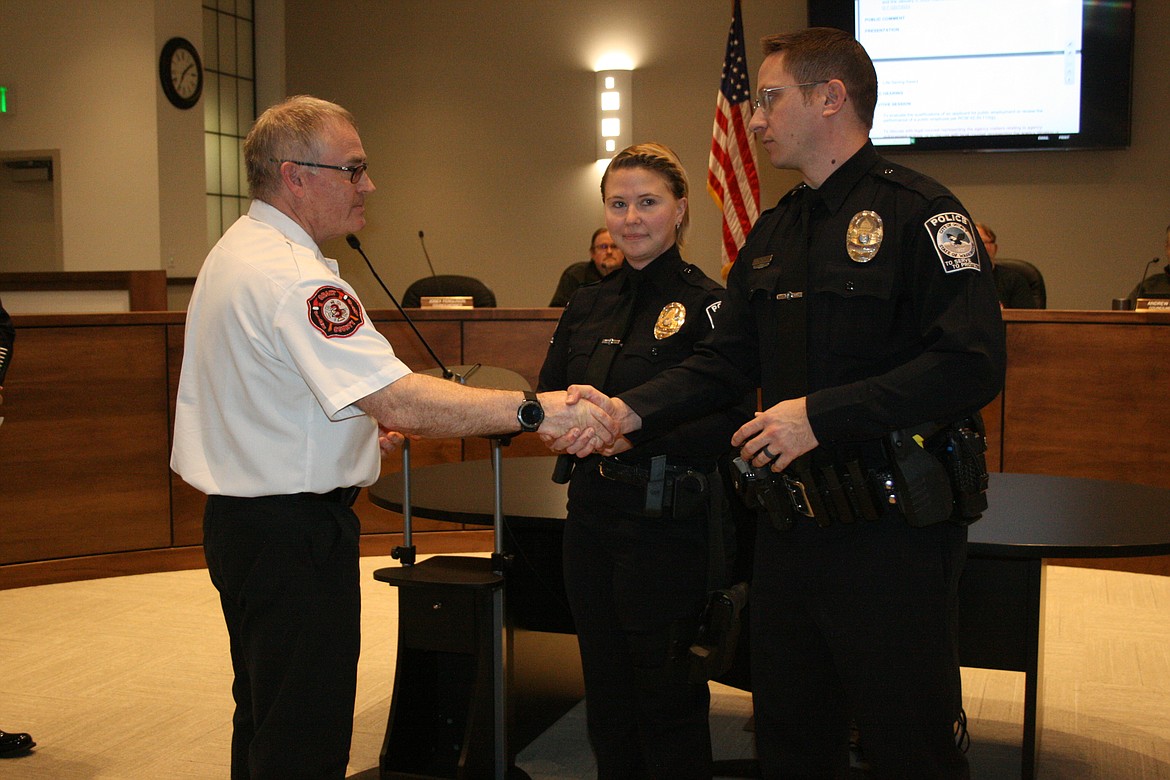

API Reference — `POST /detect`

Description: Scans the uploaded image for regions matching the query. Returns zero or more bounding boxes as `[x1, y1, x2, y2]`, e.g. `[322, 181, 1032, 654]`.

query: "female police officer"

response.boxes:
[538, 143, 752, 779]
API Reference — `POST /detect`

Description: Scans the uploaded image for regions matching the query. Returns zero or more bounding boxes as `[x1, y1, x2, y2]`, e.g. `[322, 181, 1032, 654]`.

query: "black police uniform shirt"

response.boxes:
[620, 142, 1006, 450]
[538, 245, 748, 472]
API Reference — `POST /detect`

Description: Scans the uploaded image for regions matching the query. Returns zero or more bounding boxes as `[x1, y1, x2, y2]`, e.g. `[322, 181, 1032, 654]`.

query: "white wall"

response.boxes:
[0, 1, 165, 273]
[284, 0, 805, 308]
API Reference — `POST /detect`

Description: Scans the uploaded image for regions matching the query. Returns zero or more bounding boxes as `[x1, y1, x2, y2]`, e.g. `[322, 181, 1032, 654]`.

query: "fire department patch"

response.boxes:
[307, 286, 364, 338]
[925, 212, 980, 273]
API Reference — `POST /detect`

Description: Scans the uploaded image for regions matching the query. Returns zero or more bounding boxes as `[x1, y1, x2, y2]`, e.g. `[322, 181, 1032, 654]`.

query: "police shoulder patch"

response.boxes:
[307, 286, 364, 338]
[924, 212, 980, 273]
[705, 300, 722, 329]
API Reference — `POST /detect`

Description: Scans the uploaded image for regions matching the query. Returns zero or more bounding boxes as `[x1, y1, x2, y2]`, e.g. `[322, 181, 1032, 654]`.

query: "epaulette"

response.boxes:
[873, 159, 953, 202]
[679, 263, 723, 292]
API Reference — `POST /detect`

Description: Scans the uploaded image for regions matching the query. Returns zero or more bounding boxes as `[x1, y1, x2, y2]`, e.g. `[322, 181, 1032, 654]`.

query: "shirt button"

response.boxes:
[845, 281, 855, 292]
[650, 347, 660, 356]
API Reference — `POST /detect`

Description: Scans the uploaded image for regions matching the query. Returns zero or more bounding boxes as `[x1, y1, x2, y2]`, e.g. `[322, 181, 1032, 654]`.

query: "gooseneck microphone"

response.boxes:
[346, 233, 454, 380]
[417, 229, 445, 296]
[1135, 257, 1162, 299]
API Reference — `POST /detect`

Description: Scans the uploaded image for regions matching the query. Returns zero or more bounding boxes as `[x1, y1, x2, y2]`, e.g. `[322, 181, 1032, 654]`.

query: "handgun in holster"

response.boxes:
[689, 581, 748, 683]
[886, 425, 955, 528]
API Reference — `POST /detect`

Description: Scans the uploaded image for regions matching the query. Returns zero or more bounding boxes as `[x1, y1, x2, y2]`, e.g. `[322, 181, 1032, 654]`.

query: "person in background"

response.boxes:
[549, 227, 625, 306]
[975, 222, 1037, 309]
[1126, 223, 1170, 303]
[560, 28, 1005, 778]
[170, 95, 616, 780]
[538, 143, 752, 778]
[0, 297, 36, 761]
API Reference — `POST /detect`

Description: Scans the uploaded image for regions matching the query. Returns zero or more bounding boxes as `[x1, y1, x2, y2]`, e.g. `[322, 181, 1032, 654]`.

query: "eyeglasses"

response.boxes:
[592, 243, 619, 252]
[273, 158, 368, 184]
[752, 81, 829, 113]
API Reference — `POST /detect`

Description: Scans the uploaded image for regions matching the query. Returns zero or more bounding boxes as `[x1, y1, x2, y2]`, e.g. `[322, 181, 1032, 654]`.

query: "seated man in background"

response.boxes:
[976, 222, 1038, 309]
[549, 227, 624, 306]
[1127, 223, 1170, 303]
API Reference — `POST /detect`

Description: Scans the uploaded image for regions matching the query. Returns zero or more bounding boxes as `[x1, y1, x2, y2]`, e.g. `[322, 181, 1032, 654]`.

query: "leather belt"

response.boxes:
[289, 486, 362, 507]
[596, 455, 709, 518]
[766, 455, 896, 531]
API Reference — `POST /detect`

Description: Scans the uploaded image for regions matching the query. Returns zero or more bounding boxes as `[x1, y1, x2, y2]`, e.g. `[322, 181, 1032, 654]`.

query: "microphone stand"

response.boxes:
[417, 230, 446, 297]
[346, 233, 454, 380]
[1134, 257, 1161, 302]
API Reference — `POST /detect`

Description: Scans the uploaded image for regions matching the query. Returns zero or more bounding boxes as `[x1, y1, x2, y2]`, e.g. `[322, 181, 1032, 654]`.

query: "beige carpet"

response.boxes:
[1, 557, 1169, 778]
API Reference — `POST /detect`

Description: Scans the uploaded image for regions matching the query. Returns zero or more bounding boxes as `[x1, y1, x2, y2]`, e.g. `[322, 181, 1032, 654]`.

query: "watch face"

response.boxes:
[518, 399, 544, 431]
[160, 37, 203, 109]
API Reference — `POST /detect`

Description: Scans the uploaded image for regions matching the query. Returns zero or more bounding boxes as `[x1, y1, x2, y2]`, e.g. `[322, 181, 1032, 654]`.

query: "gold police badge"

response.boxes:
[654, 302, 686, 340]
[846, 210, 883, 263]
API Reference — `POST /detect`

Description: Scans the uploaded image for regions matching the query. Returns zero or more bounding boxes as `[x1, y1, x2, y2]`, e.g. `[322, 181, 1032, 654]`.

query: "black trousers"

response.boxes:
[562, 472, 715, 779]
[750, 510, 969, 779]
[203, 495, 362, 780]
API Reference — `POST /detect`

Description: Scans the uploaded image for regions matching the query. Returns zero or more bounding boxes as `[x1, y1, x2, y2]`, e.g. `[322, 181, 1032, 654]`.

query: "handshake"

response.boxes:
[536, 384, 642, 457]
[367, 379, 643, 460]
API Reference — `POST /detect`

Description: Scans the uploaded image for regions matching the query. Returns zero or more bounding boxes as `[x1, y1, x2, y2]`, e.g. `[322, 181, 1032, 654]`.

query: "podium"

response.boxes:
[374, 557, 508, 778]
[373, 365, 539, 780]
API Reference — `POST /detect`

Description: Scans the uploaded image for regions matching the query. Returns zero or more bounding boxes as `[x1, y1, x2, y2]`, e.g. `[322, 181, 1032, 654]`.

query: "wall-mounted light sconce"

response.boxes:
[596, 69, 632, 160]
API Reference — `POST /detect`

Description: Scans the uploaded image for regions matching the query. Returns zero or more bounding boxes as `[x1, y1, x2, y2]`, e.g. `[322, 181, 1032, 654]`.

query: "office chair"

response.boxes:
[996, 258, 1046, 309]
[402, 275, 497, 307]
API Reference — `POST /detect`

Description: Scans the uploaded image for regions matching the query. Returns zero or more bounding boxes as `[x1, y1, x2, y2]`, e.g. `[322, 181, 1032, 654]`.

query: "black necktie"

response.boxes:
[583, 270, 642, 392]
[770, 189, 814, 401]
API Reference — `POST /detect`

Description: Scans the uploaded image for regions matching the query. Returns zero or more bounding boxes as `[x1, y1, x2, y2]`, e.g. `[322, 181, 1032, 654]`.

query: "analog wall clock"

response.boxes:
[159, 37, 203, 110]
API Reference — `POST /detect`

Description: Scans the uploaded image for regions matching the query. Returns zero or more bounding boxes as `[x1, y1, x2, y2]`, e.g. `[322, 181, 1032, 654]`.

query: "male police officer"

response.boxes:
[563, 28, 1005, 778]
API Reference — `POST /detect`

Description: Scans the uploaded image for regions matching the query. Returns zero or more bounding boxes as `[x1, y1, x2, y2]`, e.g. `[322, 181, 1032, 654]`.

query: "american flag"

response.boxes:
[707, 0, 760, 273]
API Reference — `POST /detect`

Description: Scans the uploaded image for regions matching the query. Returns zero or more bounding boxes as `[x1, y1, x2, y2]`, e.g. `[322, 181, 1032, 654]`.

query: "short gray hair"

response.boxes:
[244, 95, 357, 201]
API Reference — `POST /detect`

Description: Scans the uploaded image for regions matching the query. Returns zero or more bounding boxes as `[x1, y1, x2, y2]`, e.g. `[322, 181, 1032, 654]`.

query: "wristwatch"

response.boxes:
[517, 390, 545, 432]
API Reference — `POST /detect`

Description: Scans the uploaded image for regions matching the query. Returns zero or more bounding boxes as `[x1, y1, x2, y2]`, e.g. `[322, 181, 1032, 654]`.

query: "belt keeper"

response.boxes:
[818, 465, 855, 524]
[846, 460, 880, 520]
[644, 454, 667, 517]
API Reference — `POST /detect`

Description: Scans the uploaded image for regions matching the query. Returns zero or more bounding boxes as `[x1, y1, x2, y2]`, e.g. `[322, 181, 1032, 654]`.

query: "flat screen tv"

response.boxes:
[806, 0, 1135, 152]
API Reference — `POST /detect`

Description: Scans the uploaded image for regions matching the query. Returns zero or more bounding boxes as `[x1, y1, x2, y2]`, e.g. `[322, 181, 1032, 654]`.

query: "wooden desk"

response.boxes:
[370, 459, 1170, 779]
[3, 308, 1169, 588]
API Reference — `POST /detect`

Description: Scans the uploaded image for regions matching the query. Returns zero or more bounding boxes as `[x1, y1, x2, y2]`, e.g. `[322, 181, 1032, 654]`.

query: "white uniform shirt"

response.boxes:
[171, 200, 411, 496]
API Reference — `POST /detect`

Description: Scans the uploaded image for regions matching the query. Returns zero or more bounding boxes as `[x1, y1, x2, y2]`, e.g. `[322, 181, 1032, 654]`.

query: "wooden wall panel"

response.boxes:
[1001, 321, 1170, 487]
[463, 317, 559, 390]
[0, 325, 172, 564]
[6, 308, 1168, 586]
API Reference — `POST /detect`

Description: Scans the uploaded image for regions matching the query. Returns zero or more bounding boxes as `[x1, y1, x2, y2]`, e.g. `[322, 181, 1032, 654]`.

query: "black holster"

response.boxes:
[689, 581, 748, 683]
[886, 413, 991, 527]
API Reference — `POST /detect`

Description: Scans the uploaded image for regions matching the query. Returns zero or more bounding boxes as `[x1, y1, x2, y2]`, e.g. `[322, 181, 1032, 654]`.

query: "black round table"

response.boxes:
[370, 459, 1170, 780]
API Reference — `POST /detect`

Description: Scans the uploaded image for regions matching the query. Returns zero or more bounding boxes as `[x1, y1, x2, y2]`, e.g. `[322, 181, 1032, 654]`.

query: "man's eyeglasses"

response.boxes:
[273, 158, 368, 184]
[752, 81, 829, 113]
[592, 243, 619, 252]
